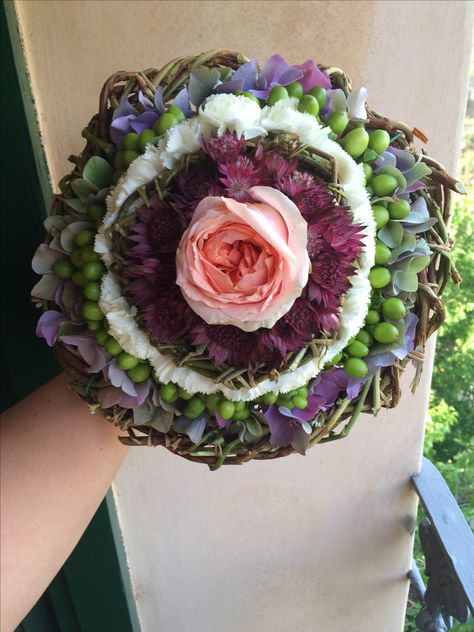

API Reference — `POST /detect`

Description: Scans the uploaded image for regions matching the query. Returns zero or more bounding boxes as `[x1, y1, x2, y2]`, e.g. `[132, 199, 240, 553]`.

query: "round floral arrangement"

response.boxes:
[32, 50, 463, 468]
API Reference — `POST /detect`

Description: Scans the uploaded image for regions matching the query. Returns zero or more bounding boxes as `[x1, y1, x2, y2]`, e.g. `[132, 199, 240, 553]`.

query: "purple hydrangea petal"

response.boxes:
[130, 111, 159, 134]
[134, 379, 152, 406]
[61, 333, 108, 373]
[187, 414, 208, 443]
[103, 360, 137, 397]
[32, 244, 64, 274]
[112, 96, 138, 120]
[294, 59, 331, 91]
[214, 78, 245, 94]
[138, 91, 154, 110]
[36, 310, 67, 347]
[31, 274, 63, 301]
[110, 115, 134, 147]
[291, 426, 311, 455]
[265, 406, 295, 447]
[232, 58, 258, 90]
[173, 86, 192, 117]
[215, 412, 231, 428]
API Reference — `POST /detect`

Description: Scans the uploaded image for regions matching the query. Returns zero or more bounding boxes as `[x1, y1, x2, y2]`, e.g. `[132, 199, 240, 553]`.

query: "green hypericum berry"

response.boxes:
[153, 112, 178, 135]
[218, 400, 235, 420]
[52, 259, 74, 280]
[123, 150, 139, 168]
[184, 396, 206, 420]
[291, 395, 308, 410]
[206, 393, 222, 413]
[178, 387, 194, 401]
[326, 351, 343, 366]
[362, 163, 373, 183]
[372, 205, 390, 230]
[355, 329, 373, 346]
[371, 174, 398, 196]
[296, 385, 308, 397]
[96, 329, 109, 345]
[373, 322, 399, 344]
[388, 199, 410, 220]
[368, 129, 390, 155]
[308, 86, 327, 109]
[261, 391, 278, 405]
[105, 336, 122, 356]
[83, 261, 105, 281]
[167, 106, 186, 123]
[87, 202, 106, 222]
[113, 151, 125, 171]
[286, 81, 304, 99]
[365, 309, 380, 325]
[382, 297, 406, 320]
[87, 320, 101, 332]
[81, 301, 103, 322]
[297, 94, 319, 116]
[375, 240, 391, 266]
[328, 110, 348, 134]
[70, 249, 84, 268]
[234, 90, 260, 103]
[362, 148, 379, 163]
[74, 229, 94, 248]
[267, 86, 289, 105]
[123, 132, 140, 152]
[81, 245, 100, 264]
[83, 281, 101, 302]
[233, 409, 250, 422]
[160, 383, 179, 403]
[138, 129, 156, 153]
[234, 400, 246, 411]
[71, 271, 87, 287]
[369, 267, 392, 289]
[128, 363, 151, 383]
[341, 127, 369, 158]
[343, 357, 368, 378]
[347, 340, 369, 358]
[117, 352, 139, 370]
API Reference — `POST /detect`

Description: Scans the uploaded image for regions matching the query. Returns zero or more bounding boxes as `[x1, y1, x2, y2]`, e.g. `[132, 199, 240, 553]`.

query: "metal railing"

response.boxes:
[408, 457, 474, 631]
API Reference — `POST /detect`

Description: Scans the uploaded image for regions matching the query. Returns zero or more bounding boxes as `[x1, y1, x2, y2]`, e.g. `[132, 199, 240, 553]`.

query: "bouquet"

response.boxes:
[32, 50, 462, 468]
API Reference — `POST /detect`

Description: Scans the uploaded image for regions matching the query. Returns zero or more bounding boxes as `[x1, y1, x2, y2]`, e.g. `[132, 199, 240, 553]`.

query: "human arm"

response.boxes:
[0, 373, 128, 632]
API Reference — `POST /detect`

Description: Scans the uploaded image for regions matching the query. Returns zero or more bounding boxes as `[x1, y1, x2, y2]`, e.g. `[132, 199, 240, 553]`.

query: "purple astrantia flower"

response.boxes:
[250, 54, 303, 99]
[36, 310, 68, 347]
[61, 333, 109, 374]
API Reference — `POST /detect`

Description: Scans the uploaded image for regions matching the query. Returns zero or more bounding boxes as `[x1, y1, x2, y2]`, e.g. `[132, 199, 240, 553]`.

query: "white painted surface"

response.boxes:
[15, 1, 472, 629]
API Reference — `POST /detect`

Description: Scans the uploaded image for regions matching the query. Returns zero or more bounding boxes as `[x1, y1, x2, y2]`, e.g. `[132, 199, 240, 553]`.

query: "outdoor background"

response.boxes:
[405, 53, 474, 630]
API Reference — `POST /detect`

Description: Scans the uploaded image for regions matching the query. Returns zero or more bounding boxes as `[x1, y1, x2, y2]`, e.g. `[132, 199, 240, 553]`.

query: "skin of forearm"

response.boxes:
[0, 373, 128, 632]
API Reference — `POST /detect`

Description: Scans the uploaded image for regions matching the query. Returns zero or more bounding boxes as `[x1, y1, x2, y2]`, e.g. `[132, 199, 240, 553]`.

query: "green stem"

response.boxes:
[81, 127, 114, 154]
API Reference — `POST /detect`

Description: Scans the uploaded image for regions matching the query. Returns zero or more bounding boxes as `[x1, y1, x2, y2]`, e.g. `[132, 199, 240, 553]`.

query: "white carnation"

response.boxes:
[199, 93, 266, 140]
[160, 117, 202, 169]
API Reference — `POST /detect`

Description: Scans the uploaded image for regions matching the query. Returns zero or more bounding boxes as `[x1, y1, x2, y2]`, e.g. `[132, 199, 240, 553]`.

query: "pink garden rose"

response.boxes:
[175, 186, 310, 331]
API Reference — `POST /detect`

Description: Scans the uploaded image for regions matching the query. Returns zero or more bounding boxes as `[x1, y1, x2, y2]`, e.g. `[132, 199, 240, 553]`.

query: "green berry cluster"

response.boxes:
[112, 106, 186, 178]
[158, 380, 312, 421]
